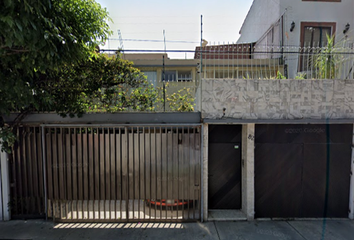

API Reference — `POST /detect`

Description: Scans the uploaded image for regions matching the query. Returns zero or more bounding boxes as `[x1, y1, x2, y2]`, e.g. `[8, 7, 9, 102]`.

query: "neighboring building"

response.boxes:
[237, 0, 354, 78]
[194, 43, 283, 79]
[123, 53, 198, 87]
[123, 53, 199, 111]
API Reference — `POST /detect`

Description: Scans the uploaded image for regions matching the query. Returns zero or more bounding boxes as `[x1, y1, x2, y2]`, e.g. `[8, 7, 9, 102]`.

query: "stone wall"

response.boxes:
[201, 79, 354, 120]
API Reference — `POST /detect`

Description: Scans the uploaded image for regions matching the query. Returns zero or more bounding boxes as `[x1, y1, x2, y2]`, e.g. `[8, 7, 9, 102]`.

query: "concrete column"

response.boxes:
[241, 123, 255, 220]
[349, 125, 354, 220]
[202, 123, 208, 222]
[0, 147, 10, 221]
[0, 151, 2, 221]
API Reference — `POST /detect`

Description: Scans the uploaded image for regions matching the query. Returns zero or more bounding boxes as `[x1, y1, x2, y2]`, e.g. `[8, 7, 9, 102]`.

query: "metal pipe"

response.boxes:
[40, 124, 202, 127]
[41, 126, 48, 220]
[200, 124, 204, 222]
[349, 124, 354, 220]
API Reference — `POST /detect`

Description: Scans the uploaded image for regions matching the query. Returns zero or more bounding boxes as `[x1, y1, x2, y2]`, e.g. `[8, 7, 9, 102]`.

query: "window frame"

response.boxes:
[302, 0, 341, 2]
[299, 22, 336, 73]
[162, 70, 193, 82]
[300, 22, 336, 47]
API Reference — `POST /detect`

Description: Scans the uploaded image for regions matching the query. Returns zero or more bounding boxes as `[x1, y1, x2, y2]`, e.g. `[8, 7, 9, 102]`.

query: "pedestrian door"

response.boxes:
[208, 125, 242, 209]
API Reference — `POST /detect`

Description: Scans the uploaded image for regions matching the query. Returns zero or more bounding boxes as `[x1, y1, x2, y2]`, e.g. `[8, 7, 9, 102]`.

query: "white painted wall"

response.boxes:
[0, 148, 10, 221]
[237, 0, 281, 44]
[241, 124, 255, 220]
[281, 0, 354, 46]
[238, 0, 354, 45]
[237, 0, 354, 78]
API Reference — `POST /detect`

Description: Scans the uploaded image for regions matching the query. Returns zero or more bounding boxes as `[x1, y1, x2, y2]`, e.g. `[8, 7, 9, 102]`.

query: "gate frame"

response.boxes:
[350, 124, 354, 220]
[202, 123, 255, 221]
[0, 148, 10, 221]
[40, 123, 203, 222]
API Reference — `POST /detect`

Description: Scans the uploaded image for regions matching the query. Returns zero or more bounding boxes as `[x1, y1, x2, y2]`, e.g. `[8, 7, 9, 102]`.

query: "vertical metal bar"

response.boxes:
[83, 128, 89, 220]
[10, 128, 18, 216]
[22, 128, 29, 215]
[58, 128, 64, 220]
[41, 126, 48, 220]
[138, 127, 141, 220]
[27, 127, 35, 215]
[187, 127, 190, 219]
[94, 128, 99, 220]
[170, 126, 174, 221]
[143, 127, 146, 220]
[177, 128, 180, 220]
[61, 128, 66, 219]
[89, 127, 94, 220]
[119, 127, 123, 220]
[181, 127, 185, 220]
[125, 126, 129, 221]
[160, 127, 163, 219]
[74, 128, 78, 220]
[149, 127, 152, 220]
[0, 148, 3, 220]
[114, 128, 117, 220]
[48, 128, 54, 220]
[110, 128, 115, 220]
[106, 128, 111, 220]
[99, 128, 105, 220]
[57, 128, 62, 219]
[154, 127, 157, 220]
[193, 127, 196, 220]
[200, 124, 204, 222]
[70, 128, 74, 220]
[132, 127, 135, 220]
[68, 128, 72, 220]
[52, 133, 56, 221]
[64, 128, 69, 220]
[165, 127, 168, 220]
[77, 128, 83, 220]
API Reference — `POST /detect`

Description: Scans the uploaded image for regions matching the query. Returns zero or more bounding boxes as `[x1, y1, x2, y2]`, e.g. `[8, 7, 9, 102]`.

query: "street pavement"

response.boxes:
[0, 219, 353, 240]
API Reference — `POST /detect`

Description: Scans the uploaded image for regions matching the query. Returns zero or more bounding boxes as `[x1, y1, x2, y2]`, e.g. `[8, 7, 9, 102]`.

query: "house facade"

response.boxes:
[237, 0, 354, 78]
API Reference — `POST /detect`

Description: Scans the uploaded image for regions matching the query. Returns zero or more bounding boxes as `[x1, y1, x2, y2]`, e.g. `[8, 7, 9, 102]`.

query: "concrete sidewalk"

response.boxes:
[0, 220, 353, 240]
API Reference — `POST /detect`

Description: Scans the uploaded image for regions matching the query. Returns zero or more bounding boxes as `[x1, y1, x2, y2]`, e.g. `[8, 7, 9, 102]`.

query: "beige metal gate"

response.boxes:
[10, 124, 202, 222]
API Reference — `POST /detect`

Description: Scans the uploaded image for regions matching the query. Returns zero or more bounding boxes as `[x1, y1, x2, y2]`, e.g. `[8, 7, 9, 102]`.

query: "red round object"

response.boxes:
[146, 199, 192, 207]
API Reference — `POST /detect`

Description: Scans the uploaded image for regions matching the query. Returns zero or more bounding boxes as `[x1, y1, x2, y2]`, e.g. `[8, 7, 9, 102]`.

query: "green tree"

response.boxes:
[48, 54, 159, 114]
[0, 0, 113, 151]
[0, 1, 196, 152]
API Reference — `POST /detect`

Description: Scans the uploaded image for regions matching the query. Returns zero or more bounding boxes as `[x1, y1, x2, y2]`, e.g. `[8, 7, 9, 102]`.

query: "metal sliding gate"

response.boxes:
[10, 124, 202, 222]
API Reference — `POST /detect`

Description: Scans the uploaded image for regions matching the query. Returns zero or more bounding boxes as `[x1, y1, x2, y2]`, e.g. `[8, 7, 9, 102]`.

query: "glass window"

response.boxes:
[178, 71, 192, 81]
[162, 71, 176, 81]
[303, 26, 331, 47]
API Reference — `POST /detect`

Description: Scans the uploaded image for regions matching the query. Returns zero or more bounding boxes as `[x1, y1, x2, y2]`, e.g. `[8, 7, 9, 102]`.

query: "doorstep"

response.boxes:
[208, 210, 247, 221]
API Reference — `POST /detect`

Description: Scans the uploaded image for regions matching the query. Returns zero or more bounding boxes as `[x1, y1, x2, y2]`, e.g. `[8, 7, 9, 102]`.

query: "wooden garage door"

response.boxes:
[255, 124, 352, 218]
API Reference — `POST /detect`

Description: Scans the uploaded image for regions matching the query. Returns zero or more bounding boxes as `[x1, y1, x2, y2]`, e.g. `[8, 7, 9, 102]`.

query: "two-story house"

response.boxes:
[237, 0, 354, 78]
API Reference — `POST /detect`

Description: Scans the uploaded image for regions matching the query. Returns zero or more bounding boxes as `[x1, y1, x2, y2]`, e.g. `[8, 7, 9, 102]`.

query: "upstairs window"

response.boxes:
[162, 70, 192, 82]
[302, 0, 341, 2]
[303, 26, 332, 47]
[162, 71, 176, 81]
[178, 71, 192, 82]
[299, 22, 336, 72]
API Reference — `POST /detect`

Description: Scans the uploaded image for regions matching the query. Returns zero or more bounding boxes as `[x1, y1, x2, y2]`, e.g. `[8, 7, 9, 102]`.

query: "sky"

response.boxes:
[95, 0, 253, 58]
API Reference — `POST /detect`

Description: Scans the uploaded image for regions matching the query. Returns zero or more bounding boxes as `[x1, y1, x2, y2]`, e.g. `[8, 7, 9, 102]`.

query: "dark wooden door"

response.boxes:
[208, 125, 242, 209]
[255, 124, 352, 218]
